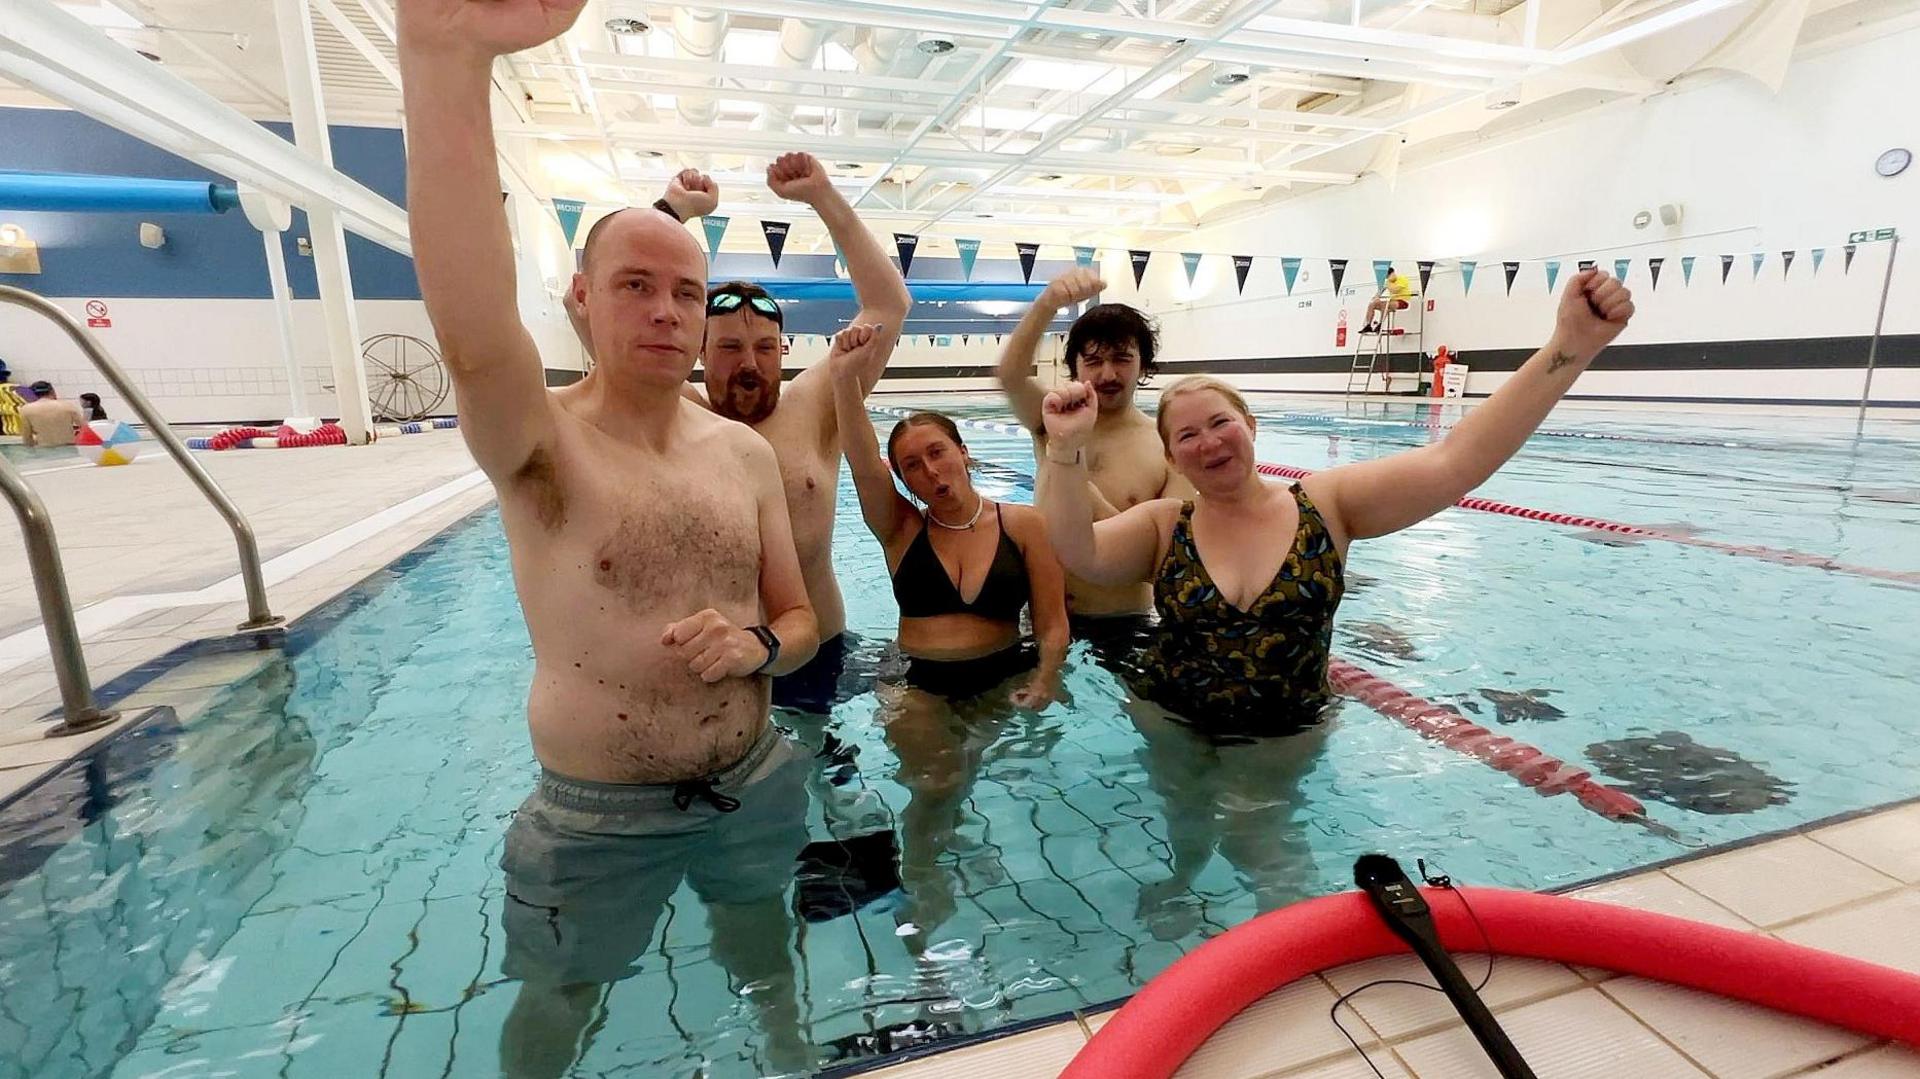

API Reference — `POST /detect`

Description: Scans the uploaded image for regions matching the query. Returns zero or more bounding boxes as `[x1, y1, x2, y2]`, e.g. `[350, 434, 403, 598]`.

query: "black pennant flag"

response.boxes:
[893, 232, 919, 277]
[1503, 261, 1520, 295]
[1782, 250, 1796, 278]
[1328, 258, 1348, 296]
[1648, 257, 1664, 290]
[1017, 242, 1040, 284]
[1845, 244, 1858, 273]
[1416, 260, 1434, 293]
[1578, 259, 1596, 273]
[1720, 254, 1735, 284]
[1232, 255, 1253, 294]
[1129, 249, 1152, 288]
[760, 220, 789, 266]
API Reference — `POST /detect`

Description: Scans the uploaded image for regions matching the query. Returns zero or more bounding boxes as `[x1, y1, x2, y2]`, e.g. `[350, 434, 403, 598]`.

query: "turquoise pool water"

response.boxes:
[2, 395, 1918, 1078]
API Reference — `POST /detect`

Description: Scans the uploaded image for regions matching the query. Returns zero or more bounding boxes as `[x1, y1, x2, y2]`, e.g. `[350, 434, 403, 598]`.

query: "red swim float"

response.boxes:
[1065, 887, 1920, 1079]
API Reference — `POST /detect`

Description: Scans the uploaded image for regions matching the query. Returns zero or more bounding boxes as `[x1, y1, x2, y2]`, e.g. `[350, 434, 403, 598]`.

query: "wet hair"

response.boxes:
[1155, 375, 1253, 449]
[1065, 303, 1159, 384]
[707, 280, 784, 331]
[29, 380, 53, 398]
[885, 412, 967, 481]
[79, 393, 105, 421]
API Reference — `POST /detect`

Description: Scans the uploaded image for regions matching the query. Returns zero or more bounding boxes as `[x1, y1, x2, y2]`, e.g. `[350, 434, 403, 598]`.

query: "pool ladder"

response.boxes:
[0, 285, 282, 736]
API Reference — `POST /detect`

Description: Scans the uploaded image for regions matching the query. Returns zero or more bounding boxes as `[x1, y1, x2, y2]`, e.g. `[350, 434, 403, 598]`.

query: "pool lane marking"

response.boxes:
[1272, 411, 1755, 450]
[1252, 462, 1920, 588]
[0, 469, 490, 676]
[1327, 656, 1653, 825]
[871, 408, 1920, 588]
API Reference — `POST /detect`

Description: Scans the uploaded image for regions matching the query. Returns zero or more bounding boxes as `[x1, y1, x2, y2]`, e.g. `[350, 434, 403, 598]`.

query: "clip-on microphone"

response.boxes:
[1353, 854, 1537, 1079]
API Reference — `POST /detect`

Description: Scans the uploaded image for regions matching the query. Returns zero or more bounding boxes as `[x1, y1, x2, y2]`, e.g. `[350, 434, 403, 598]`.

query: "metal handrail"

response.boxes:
[0, 458, 116, 735]
[0, 286, 283, 730]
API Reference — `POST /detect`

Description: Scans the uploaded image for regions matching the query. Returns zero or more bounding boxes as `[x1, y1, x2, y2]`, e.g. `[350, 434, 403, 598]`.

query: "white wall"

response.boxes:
[1125, 24, 1919, 405]
[2, 297, 447, 425]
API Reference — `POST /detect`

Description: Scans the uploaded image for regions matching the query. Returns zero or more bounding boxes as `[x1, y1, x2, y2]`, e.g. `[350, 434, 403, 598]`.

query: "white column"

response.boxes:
[272, 0, 373, 443]
[259, 230, 311, 416]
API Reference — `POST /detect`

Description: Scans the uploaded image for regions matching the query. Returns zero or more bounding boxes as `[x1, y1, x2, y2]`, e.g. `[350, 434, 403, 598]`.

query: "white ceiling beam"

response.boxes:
[587, 78, 943, 117]
[1112, 96, 1394, 131]
[1555, 0, 1753, 62]
[109, 0, 288, 111]
[0, 0, 410, 253]
[567, 50, 962, 97]
[601, 0, 1016, 43]
[1002, 41, 1366, 95]
[915, 0, 1321, 228]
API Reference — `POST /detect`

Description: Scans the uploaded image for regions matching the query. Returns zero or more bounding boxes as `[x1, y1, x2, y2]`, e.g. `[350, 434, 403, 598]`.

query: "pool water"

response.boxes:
[2, 395, 1919, 1078]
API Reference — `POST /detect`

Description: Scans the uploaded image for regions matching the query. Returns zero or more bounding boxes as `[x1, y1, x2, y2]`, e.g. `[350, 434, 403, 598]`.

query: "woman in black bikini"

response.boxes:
[829, 323, 1070, 945]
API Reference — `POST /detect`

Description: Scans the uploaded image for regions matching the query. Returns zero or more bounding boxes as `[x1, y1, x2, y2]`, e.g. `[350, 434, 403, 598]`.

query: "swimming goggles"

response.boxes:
[708, 292, 781, 318]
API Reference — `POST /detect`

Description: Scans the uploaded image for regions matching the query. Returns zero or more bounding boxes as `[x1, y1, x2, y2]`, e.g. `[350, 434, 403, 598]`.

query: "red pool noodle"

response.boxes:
[1066, 887, 1920, 1079]
[1256, 462, 1920, 586]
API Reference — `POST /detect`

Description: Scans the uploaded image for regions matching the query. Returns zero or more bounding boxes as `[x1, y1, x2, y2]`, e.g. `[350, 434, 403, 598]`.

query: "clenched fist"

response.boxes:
[661, 608, 770, 683]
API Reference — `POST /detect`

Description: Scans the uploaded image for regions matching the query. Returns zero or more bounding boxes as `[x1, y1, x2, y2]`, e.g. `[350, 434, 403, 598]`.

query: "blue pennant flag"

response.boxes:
[701, 214, 729, 264]
[1682, 255, 1696, 285]
[1459, 260, 1477, 294]
[1281, 257, 1302, 295]
[1810, 248, 1825, 276]
[1074, 245, 1096, 267]
[955, 238, 981, 281]
[1545, 261, 1560, 292]
[1614, 258, 1631, 282]
[1182, 252, 1203, 286]
[552, 199, 585, 247]
[1373, 259, 1392, 291]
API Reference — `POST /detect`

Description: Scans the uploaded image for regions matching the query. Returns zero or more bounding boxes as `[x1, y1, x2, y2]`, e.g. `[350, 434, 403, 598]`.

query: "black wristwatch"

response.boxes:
[746, 624, 780, 675]
[652, 197, 683, 222]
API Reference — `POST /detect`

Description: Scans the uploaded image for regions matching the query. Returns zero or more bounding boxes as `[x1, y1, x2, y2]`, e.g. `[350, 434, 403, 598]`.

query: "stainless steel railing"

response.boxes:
[0, 285, 282, 734]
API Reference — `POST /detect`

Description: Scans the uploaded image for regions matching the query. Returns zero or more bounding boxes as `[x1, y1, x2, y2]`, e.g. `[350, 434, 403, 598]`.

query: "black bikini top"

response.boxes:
[891, 503, 1030, 622]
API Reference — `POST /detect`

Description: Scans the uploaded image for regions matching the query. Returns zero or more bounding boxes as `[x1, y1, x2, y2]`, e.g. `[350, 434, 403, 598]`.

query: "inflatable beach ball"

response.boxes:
[75, 419, 142, 466]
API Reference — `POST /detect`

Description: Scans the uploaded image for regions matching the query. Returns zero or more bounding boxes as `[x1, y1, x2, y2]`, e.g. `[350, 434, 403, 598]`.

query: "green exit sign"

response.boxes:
[1848, 228, 1897, 243]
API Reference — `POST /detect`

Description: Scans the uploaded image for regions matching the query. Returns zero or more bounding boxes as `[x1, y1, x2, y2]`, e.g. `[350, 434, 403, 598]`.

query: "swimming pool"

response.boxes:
[1, 394, 1917, 1078]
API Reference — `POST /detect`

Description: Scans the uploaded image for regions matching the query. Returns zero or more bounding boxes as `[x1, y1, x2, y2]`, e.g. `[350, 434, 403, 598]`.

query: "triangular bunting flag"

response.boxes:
[1545, 261, 1561, 293]
[552, 198, 585, 247]
[1682, 256, 1696, 285]
[1648, 257, 1663, 290]
[961, 334, 970, 345]
[1811, 248, 1825, 276]
[1232, 255, 1253, 295]
[1373, 259, 1392, 292]
[1781, 250, 1795, 278]
[1845, 244, 1857, 274]
[956, 238, 981, 281]
[1282, 257, 1302, 295]
[1074, 245, 1096, 267]
[1578, 260, 1596, 273]
[1328, 258, 1348, 296]
[1614, 258, 1630, 282]
[702, 215, 730, 263]
[894, 232, 919, 277]
[1503, 261, 1520, 295]
[1416, 260, 1434, 293]
[1720, 254, 1735, 284]
[1459, 260, 1477, 294]
[760, 220, 790, 267]
[1751, 252, 1765, 279]
[1129, 249, 1152, 288]
[1182, 252, 1203, 286]
[1017, 242, 1040, 284]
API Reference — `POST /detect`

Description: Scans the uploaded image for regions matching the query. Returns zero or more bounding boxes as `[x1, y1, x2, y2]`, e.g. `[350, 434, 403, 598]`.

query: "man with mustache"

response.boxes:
[571, 153, 912, 712]
[998, 267, 1192, 622]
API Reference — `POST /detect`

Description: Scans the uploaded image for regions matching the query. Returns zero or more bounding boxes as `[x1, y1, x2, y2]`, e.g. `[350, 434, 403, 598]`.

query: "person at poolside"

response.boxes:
[831, 322, 1068, 941]
[78, 392, 107, 422]
[19, 381, 85, 448]
[1037, 268, 1635, 737]
[399, 1, 822, 1073]
[1362, 266, 1415, 334]
[568, 154, 913, 716]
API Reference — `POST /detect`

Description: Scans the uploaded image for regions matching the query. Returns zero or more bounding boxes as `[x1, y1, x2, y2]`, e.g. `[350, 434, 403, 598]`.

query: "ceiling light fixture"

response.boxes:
[916, 38, 957, 55]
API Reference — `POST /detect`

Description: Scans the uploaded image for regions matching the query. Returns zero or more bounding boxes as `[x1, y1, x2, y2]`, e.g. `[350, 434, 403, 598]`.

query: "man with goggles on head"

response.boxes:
[571, 152, 912, 714]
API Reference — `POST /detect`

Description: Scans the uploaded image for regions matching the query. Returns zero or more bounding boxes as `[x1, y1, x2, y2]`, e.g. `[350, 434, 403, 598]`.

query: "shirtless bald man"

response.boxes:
[570, 154, 913, 714]
[399, 0, 821, 1072]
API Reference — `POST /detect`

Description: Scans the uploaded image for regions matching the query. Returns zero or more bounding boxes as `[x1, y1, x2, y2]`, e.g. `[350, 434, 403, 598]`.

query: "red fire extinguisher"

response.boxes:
[1336, 309, 1348, 348]
[1431, 345, 1451, 398]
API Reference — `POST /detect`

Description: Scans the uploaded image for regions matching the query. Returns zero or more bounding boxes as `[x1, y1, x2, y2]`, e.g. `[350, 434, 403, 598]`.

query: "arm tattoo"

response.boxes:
[1546, 350, 1578, 374]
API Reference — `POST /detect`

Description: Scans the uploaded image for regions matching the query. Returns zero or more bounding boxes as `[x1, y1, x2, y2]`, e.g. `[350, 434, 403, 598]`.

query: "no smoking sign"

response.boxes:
[85, 300, 111, 328]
